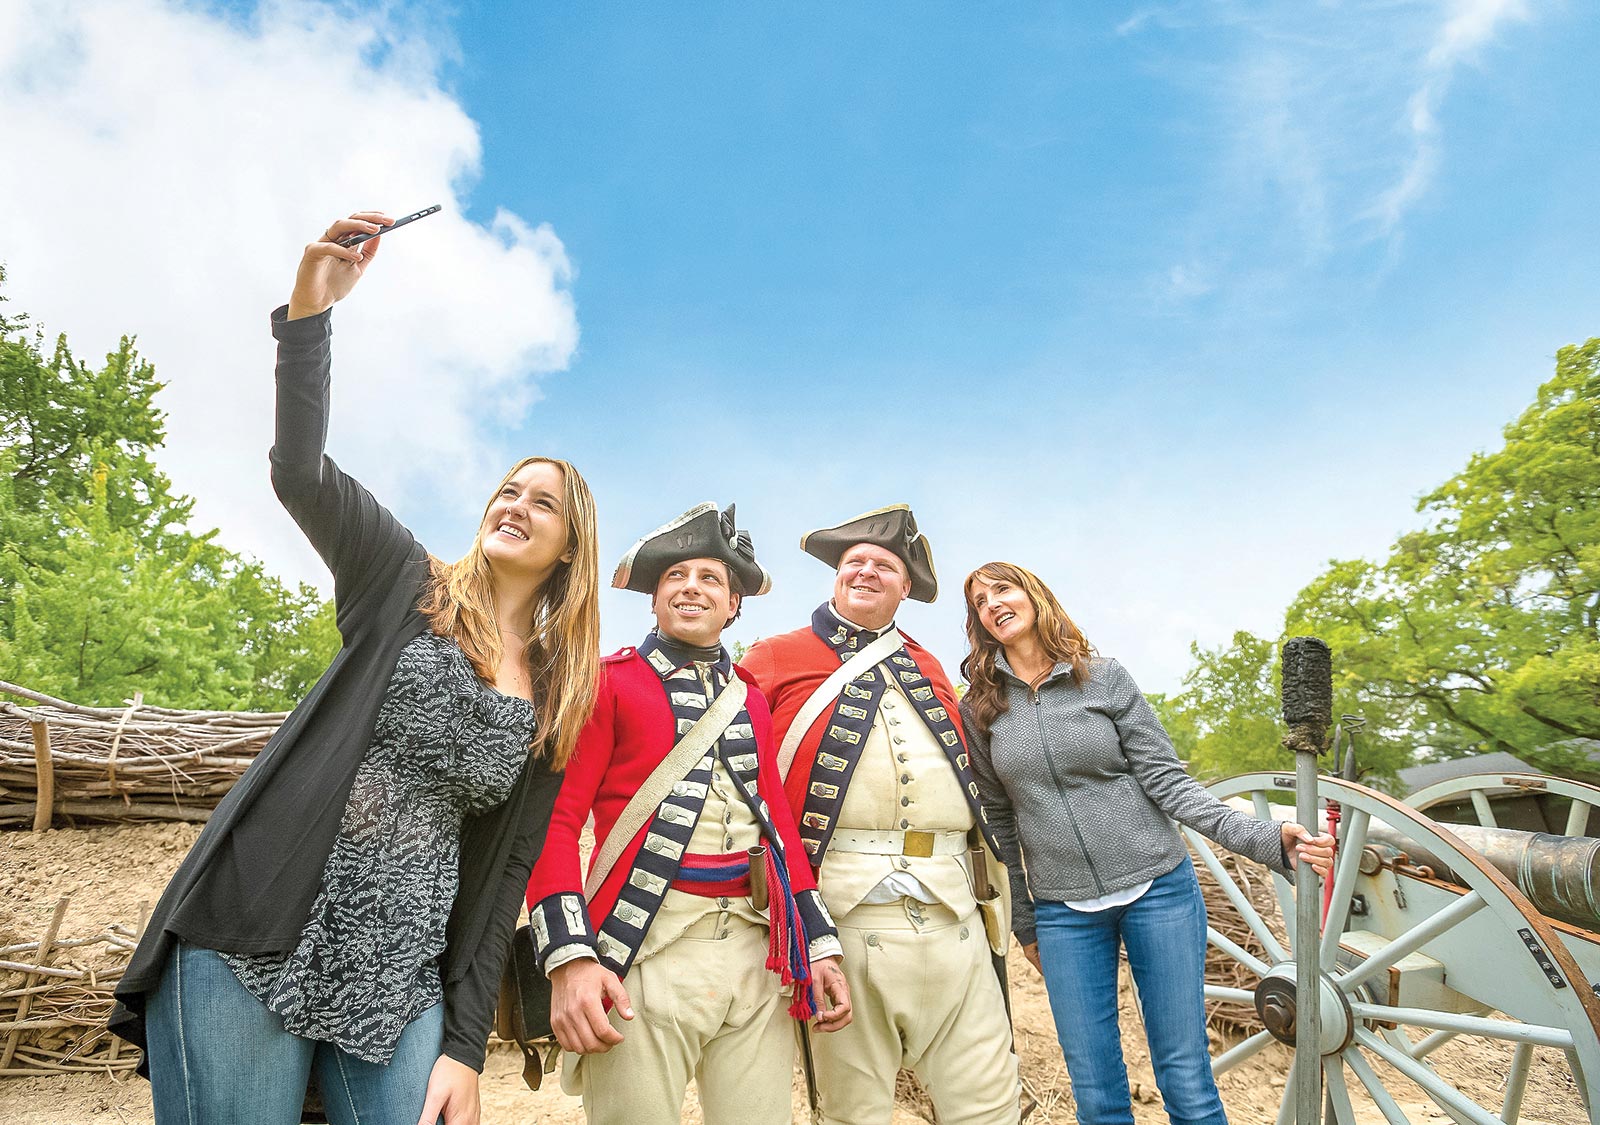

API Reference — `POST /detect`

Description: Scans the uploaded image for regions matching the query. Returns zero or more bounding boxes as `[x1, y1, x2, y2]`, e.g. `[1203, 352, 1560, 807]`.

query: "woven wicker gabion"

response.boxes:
[0, 681, 284, 828]
[0, 896, 145, 1076]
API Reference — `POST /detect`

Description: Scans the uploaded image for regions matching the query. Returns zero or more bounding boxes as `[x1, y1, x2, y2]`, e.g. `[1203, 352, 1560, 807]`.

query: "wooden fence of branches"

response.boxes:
[0, 896, 146, 1077]
[0, 681, 284, 829]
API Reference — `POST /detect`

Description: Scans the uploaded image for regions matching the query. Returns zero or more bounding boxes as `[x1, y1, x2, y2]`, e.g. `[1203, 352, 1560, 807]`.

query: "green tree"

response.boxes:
[0, 456, 255, 706]
[0, 273, 338, 708]
[1158, 632, 1281, 779]
[231, 567, 340, 711]
[1145, 690, 1199, 763]
[1285, 339, 1600, 773]
[1157, 631, 1411, 788]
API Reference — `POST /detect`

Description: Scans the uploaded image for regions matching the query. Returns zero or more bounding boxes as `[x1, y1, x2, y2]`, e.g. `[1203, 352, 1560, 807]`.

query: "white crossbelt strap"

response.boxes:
[584, 674, 748, 901]
[776, 627, 904, 780]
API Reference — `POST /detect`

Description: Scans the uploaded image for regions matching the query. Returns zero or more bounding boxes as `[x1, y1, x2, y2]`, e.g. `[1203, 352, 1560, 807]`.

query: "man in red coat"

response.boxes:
[525, 502, 850, 1125]
[742, 504, 1020, 1125]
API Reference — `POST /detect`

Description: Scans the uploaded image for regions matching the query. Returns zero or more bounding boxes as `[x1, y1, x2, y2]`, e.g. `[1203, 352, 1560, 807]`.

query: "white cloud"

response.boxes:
[1121, 0, 1536, 288]
[0, 0, 577, 585]
[1367, 0, 1530, 232]
[1165, 263, 1215, 300]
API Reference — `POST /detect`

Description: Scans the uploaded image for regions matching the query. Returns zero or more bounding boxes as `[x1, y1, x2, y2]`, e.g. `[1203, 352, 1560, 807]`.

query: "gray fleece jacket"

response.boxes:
[963, 654, 1288, 946]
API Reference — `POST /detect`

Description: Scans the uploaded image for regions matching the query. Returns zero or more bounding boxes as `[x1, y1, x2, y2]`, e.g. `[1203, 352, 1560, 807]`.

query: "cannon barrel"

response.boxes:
[1365, 821, 1600, 931]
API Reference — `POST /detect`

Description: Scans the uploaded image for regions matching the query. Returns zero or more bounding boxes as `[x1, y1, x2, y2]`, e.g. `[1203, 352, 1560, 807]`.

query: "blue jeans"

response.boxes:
[1035, 857, 1226, 1125]
[145, 942, 444, 1125]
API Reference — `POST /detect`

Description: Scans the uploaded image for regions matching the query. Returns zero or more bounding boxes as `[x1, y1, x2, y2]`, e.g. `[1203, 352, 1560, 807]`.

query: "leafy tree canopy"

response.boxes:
[1162, 338, 1600, 783]
[0, 269, 337, 710]
[1154, 631, 1411, 788]
[1285, 339, 1599, 775]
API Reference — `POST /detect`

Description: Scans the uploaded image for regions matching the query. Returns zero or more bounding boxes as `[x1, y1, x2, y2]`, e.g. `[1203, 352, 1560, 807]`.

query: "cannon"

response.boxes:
[1196, 772, 1600, 1124]
[1407, 773, 1600, 838]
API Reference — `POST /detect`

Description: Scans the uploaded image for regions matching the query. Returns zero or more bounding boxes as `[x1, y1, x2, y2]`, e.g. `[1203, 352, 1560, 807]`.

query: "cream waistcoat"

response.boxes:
[817, 682, 976, 918]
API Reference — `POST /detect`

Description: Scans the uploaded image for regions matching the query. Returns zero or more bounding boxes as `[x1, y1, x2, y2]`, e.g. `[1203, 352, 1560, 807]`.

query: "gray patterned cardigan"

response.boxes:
[962, 655, 1288, 946]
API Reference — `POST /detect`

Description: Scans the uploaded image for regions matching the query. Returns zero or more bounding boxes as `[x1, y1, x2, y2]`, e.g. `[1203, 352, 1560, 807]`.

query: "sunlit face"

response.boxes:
[478, 462, 573, 587]
[652, 558, 739, 648]
[968, 573, 1038, 648]
[832, 543, 910, 631]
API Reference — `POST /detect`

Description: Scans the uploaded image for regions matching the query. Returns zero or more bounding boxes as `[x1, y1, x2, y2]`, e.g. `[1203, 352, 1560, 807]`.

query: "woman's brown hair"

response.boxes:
[960, 561, 1094, 738]
[419, 456, 600, 769]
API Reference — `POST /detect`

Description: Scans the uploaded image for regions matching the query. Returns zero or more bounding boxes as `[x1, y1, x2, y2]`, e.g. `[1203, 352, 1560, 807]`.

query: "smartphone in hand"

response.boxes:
[338, 205, 442, 248]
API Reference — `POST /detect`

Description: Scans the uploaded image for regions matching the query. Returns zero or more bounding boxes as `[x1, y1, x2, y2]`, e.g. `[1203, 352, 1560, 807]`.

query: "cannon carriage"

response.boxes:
[1197, 770, 1600, 1124]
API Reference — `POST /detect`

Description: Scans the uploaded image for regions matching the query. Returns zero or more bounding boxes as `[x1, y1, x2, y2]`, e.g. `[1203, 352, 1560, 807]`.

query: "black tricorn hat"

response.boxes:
[613, 502, 773, 597]
[800, 503, 938, 603]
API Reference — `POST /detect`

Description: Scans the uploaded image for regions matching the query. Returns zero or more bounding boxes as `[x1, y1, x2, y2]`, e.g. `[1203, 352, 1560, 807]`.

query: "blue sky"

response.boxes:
[4, 1, 1597, 692]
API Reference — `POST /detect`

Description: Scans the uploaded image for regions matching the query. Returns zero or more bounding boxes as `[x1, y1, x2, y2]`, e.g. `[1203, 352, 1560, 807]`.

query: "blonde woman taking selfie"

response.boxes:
[112, 212, 601, 1125]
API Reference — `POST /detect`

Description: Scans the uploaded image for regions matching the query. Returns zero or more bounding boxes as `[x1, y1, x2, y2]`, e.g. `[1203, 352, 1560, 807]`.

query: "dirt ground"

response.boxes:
[1, 822, 1588, 1124]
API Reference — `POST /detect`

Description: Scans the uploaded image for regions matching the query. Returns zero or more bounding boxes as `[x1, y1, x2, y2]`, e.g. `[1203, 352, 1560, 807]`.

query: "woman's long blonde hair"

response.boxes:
[419, 456, 600, 769]
[960, 561, 1094, 738]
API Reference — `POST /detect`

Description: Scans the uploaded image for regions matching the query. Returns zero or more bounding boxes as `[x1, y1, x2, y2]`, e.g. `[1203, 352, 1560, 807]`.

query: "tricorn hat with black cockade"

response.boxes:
[612, 502, 773, 596]
[800, 503, 938, 603]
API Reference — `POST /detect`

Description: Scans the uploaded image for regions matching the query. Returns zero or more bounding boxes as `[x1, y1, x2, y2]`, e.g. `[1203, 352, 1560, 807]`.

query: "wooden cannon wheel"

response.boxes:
[1197, 772, 1600, 1124]
[1406, 772, 1600, 836]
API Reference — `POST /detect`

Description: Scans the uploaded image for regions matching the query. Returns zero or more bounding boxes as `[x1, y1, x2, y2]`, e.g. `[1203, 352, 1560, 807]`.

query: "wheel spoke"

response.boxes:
[1469, 789, 1499, 828]
[1274, 1074, 1296, 1125]
[1347, 1002, 1572, 1049]
[1320, 808, 1371, 964]
[1356, 1027, 1502, 1125]
[1204, 985, 1255, 1006]
[1206, 924, 1269, 978]
[1566, 799, 1593, 837]
[1346, 1048, 1413, 1125]
[1565, 1047, 1595, 1123]
[1186, 826, 1289, 962]
[1211, 1028, 1273, 1077]
[1336, 890, 1485, 991]
[1502, 1042, 1532, 1123]
[1324, 1059, 1360, 1125]
[1378, 1025, 1413, 1054]
[1409, 1029, 1458, 1060]
[1253, 789, 1300, 942]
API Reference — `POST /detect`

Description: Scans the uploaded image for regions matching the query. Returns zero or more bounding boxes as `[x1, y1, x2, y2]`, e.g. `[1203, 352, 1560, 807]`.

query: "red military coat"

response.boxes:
[525, 646, 824, 969]
[740, 625, 968, 822]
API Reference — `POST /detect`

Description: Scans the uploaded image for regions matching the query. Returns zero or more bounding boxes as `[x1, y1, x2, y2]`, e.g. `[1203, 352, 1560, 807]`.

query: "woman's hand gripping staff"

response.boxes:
[1282, 821, 1336, 876]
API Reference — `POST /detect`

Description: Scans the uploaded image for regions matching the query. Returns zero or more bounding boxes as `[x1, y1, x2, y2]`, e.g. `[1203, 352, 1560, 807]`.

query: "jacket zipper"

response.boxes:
[1029, 686, 1106, 897]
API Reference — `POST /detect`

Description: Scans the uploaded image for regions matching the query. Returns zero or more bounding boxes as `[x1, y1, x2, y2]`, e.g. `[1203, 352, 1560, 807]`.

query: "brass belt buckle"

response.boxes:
[903, 830, 935, 858]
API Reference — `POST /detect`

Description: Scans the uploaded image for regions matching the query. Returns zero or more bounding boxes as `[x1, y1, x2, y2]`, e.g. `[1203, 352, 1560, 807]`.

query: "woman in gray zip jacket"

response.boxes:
[959, 561, 1332, 1125]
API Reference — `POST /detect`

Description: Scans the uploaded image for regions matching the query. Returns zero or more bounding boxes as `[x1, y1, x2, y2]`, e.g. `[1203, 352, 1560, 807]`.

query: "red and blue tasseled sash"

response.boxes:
[670, 849, 816, 1018]
[761, 844, 816, 1018]
[671, 851, 753, 897]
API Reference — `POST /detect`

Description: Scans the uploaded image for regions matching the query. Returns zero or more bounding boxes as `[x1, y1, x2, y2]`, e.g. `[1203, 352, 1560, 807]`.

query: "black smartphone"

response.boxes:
[337, 205, 442, 248]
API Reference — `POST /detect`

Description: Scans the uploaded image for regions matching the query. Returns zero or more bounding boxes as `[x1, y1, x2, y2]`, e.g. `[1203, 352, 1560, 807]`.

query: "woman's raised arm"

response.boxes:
[269, 213, 420, 627]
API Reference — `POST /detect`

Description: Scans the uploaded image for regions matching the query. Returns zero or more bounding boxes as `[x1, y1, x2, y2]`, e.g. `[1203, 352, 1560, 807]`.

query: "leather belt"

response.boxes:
[828, 828, 967, 858]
